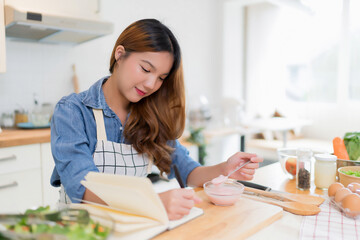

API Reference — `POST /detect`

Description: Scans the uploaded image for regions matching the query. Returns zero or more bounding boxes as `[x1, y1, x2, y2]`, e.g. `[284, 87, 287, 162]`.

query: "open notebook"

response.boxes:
[71, 172, 203, 240]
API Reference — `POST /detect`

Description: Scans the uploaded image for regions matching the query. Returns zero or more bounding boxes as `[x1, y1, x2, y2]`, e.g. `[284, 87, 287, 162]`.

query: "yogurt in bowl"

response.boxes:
[203, 179, 244, 206]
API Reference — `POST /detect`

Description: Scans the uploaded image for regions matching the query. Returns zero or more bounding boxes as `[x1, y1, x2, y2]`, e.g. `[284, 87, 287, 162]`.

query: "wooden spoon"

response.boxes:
[243, 195, 321, 216]
[244, 187, 325, 206]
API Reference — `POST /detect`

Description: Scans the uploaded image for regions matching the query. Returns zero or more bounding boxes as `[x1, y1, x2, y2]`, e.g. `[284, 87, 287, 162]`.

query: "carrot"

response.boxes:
[333, 137, 349, 160]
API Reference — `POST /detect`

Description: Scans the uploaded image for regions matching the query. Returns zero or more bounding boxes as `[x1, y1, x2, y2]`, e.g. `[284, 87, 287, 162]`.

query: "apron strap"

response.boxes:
[92, 109, 107, 141]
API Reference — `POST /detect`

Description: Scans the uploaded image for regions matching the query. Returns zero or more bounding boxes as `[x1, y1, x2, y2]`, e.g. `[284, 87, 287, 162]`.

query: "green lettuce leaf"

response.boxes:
[344, 132, 360, 161]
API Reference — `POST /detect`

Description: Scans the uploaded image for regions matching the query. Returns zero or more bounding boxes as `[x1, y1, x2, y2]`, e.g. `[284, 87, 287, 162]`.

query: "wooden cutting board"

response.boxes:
[154, 190, 283, 240]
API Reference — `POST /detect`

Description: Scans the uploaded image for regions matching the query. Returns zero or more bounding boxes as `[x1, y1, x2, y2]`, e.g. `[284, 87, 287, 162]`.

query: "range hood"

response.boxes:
[4, 5, 114, 44]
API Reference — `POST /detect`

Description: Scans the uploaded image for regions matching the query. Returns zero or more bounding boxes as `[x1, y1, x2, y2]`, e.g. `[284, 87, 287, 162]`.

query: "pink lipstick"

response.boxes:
[135, 87, 146, 96]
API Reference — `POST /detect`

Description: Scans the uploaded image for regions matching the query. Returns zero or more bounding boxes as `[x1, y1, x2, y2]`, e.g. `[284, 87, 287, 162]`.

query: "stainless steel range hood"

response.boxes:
[4, 5, 114, 44]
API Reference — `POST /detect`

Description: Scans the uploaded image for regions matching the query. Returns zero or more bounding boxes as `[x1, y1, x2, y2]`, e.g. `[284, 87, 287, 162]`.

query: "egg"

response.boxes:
[328, 182, 344, 197]
[341, 193, 360, 217]
[335, 188, 352, 203]
[347, 182, 360, 193]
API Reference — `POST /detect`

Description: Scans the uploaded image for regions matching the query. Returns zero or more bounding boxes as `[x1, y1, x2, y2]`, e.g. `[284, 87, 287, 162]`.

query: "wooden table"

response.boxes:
[155, 162, 325, 240]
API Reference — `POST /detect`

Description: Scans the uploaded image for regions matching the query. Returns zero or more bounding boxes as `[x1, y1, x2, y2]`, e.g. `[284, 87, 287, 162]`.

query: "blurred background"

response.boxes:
[1, 0, 359, 166]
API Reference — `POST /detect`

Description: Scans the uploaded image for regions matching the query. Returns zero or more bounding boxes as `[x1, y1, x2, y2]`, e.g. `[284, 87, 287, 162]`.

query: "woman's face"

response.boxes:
[113, 49, 174, 104]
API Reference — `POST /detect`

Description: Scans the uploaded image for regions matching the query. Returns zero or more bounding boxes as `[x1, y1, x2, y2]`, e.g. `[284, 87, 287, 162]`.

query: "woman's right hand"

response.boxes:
[158, 188, 202, 220]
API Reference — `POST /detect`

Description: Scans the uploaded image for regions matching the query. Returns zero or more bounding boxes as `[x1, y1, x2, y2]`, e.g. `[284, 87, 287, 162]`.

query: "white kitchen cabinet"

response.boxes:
[0, 144, 41, 175]
[0, 169, 42, 213]
[41, 143, 58, 209]
[5, 0, 100, 19]
[0, 143, 59, 213]
[0, 0, 6, 73]
[0, 144, 42, 212]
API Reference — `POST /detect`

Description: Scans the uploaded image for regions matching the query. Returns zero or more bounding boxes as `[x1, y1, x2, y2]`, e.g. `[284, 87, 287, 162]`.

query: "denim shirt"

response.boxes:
[50, 77, 200, 203]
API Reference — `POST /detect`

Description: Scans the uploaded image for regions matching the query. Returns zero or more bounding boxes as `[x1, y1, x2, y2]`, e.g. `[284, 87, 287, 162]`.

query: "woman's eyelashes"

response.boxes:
[141, 65, 166, 81]
[141, 66, 150, 73]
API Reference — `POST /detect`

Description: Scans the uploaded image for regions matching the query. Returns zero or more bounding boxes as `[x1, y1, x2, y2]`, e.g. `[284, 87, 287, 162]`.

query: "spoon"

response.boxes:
[244, 187, 325, 206]
[243, 194, 321, 216]
[211, 161, 251, 185]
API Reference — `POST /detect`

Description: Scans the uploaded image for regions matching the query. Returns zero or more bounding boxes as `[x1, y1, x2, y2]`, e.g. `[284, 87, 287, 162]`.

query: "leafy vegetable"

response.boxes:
[0, 206, 110, 240]
[340, 170, 360, 177]
[343, 132, 360, 161]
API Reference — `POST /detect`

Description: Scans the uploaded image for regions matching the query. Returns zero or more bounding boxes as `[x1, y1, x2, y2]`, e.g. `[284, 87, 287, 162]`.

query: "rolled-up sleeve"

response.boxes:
[50, 100, 99, 203]
[168, 140, 201, 186]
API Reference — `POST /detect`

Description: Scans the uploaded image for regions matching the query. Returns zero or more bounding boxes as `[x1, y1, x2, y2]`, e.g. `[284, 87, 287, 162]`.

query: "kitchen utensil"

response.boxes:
[212, 161, 251, 185]
[14, 110, 28, 125]
[237, 180, 271, 191]
[243, 194, 321, 216]
[244, 186, 324, 206]
[204, 179, 244, 206]
[0, 208, 90, 225]
[1, 113, 14, 128]
[154, 190, 283, 240]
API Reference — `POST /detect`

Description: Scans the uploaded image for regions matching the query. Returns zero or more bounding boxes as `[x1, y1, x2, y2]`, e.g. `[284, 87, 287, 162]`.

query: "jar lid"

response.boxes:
[314, 153, 337, 162]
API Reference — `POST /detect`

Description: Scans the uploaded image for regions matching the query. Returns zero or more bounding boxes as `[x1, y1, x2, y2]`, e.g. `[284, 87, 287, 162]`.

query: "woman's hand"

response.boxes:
[224, 152, 263, 181]
[158, 188, 202, 220]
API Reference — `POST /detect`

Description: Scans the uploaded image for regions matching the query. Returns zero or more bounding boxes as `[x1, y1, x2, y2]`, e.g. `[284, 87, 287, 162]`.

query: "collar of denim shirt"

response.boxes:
[81, 76, 115, 118]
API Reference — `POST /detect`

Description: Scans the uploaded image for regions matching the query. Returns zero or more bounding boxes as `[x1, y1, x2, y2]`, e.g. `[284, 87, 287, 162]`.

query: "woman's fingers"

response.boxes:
[159, 189, 201, 220]
[250, 156, 263, 163]
[239, 168, 255, 175]
[244, 163, 260, 170]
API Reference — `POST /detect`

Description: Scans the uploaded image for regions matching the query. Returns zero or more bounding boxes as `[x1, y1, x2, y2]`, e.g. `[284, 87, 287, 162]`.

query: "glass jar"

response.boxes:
[296, 148, 312, 190]
[314, 154, 337, 190]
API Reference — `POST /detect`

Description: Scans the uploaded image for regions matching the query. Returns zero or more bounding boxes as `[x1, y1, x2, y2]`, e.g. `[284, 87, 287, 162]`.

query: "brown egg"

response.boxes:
[341, 193, 360, 217]
[328, 182, 344, 197]
[335, 188, 352, 203]
[347, 183, 360, 193]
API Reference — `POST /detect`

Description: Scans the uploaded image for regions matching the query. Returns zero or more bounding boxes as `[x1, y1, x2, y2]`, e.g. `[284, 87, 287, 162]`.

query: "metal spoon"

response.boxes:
[212, 161, 251, 185]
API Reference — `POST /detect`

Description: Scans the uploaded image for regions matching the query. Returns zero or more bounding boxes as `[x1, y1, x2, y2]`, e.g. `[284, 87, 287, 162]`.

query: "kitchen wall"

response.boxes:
[0, 0, 224, 116]
[1, 0, 242, 165]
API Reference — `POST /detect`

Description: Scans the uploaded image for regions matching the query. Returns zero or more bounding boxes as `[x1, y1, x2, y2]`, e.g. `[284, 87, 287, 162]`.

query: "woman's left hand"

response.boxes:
[224, 152, 263, 181]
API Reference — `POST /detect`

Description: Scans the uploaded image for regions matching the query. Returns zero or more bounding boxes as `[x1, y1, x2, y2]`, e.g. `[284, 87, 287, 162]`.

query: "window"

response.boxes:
[349, 0, 360, 101]
[245, 0, 358, 120]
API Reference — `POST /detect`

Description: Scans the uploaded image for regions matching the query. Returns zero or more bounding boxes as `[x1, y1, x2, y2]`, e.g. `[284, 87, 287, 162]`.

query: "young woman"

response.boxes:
[50, 19, 263, 220]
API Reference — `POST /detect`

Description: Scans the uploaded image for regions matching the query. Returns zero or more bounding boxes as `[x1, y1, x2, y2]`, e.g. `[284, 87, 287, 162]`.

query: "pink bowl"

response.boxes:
[203, 179, 244, 206]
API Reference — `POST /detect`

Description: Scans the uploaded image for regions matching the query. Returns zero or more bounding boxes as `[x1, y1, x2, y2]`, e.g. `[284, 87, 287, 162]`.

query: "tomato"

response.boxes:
[285, 157, 297, 176]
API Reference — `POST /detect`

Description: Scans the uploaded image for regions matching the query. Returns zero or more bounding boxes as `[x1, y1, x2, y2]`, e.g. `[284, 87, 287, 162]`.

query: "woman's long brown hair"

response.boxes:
[109, 19, 185, 174]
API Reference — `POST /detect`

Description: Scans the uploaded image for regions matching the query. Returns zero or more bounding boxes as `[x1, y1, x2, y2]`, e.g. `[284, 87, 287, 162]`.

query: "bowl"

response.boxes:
[277, 147, 328, 179]
[203, 179, 244, 206]
[336, 159, 360, 178]
[277, 148, 298, 179]
[338, 166, 360, 187]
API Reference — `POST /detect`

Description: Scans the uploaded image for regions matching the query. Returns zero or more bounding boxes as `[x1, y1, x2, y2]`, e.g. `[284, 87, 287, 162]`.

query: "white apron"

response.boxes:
[59, 109, 152, 204]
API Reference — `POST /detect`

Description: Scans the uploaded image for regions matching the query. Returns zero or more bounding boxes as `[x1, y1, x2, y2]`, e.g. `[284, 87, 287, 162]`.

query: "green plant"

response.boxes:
[186, 127, 207, 165]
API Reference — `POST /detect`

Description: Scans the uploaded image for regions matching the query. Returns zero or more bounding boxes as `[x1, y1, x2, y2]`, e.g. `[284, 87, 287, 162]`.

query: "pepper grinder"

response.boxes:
[296, 148, 312, 190]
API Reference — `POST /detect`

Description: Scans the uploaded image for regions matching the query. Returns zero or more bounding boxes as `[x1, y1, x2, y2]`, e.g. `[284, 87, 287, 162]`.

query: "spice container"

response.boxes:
[14, 110, 28, 125]
[1, 113, 15, 128]
[314, 154, 337, 189]
[296, 148, 312, 190]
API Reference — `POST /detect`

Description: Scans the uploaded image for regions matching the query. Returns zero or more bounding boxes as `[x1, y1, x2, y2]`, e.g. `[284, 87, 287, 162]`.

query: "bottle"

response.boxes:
[296, 148, 312, 190]
[314, 154, 337, 190]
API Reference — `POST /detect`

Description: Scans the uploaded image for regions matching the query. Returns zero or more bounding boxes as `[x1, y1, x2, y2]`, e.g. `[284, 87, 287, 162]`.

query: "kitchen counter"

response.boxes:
[247, 162, 324, 239]
[0, 128, 51, 148]
[155, 162, 326, 239]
